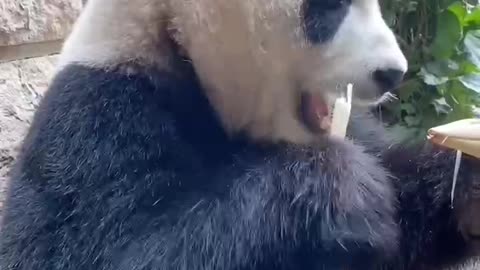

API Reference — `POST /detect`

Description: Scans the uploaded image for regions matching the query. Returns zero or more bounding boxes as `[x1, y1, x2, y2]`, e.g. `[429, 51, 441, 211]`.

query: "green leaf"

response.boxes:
[397, 79, 423, 100]
[457, 59, 480, 75]
[378, 0, 480, 141]
[400, 103, 417, 114]
[459, 74, 480, 93]
[448, 1, 468, 23]
[431, 97, 453, 114]
[406, 1, 418, 12]
[464, 7, 480, 27]
[426, 56, 480, 78]
[404, 116, 422, 126]
[463, 30, 480, 66]
[474, 107, 480, 117]
[444, 80, 478, 120]
[388, 124, 421, 143]
[424, 60, 456, 76]
[430, 9, 463, 59]
[419, 67, 449, 85]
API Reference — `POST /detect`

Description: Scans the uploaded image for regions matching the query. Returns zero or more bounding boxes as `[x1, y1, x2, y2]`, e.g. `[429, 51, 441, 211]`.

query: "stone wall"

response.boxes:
[0, 0, 82, 46]
[0, 56, 58, 205]
[0, 0, 82, 210]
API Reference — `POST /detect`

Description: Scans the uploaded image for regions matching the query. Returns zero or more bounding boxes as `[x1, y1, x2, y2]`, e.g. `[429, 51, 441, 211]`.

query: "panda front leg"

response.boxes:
[382, 144, 479, 270]
[225, 140, 399, 269]
[121, 139, 399, 270]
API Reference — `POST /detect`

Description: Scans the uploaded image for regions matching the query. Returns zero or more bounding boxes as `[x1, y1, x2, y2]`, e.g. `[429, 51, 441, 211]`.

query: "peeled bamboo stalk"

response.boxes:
[427, 119, 480, 159]
[330, 84, 353, 139]
[428, 118, 480, 206]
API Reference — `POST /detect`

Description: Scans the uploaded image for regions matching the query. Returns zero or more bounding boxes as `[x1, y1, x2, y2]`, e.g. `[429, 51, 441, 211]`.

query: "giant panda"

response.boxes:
[0, 0, 478, 269]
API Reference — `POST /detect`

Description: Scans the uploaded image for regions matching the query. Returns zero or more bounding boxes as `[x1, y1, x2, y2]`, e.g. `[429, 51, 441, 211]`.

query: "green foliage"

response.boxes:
[381, 0, 480, 143]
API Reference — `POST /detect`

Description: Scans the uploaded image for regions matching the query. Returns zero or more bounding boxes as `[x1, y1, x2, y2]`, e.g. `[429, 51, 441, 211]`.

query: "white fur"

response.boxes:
[58, 0, 172, 71]
[305, 0, 408, 100]
[446, 257, 480, 270]
[58, 0, 407, 144]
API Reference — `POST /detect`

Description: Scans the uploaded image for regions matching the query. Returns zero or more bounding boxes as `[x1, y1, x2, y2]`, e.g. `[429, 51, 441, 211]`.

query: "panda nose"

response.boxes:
[373, 68, 405, 92]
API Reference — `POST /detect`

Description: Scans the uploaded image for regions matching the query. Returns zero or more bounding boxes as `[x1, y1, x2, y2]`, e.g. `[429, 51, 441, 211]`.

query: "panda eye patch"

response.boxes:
[323, 0, 348, 9]
[303, 0, 351, 43]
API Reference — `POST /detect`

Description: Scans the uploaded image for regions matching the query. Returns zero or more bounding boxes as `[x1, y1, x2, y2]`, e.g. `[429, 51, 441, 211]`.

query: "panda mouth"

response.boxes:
[299, 91, 331, 134]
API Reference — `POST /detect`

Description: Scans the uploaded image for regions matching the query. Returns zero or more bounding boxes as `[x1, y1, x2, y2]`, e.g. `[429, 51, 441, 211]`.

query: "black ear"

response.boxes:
[302, 0, 352, 43]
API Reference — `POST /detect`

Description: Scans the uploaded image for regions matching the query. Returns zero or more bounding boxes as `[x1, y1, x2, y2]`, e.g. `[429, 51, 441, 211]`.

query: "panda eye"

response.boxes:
[309, 0, 350, 10]
[302, 0, 352, 43]
[324, 0, 347, 9]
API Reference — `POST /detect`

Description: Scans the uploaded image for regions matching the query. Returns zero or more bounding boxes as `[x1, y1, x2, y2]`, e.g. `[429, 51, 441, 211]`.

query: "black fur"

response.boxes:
[0, 62, 396, 269]
[349, 114, 478, 269]
[0, 62, 476, 270]
[302, 0, 351, 43]
[388, 147, 478, 270]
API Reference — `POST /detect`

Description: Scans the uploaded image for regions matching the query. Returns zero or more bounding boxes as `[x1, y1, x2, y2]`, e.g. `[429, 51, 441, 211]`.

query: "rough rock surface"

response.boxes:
[0, 0, 82, 46]
[0, 55, 57, 211]
[0, 0, 82, 215]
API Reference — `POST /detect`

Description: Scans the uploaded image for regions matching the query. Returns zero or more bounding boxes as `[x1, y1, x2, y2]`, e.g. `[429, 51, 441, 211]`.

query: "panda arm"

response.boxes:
[118, 139, 399, 269]
[382, 143, 475, 268]
[0, 64, 208, 269]
[348, 112, 475, 268]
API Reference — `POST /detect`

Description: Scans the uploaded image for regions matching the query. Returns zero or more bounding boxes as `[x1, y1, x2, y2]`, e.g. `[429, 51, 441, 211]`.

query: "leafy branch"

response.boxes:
[381, 0, 480, 143]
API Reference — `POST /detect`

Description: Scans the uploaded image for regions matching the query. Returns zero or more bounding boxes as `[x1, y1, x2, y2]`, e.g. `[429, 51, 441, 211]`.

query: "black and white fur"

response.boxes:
[448, 258, 480, 270]
[0, 0, 477, 269]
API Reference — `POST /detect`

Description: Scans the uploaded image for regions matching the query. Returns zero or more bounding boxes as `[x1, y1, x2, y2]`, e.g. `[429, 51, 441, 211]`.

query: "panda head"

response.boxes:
[61, 0, 407, 144]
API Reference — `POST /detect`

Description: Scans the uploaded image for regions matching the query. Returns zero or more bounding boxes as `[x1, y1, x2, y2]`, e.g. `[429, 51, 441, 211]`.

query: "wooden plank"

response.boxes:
[0, 39, 64, 63]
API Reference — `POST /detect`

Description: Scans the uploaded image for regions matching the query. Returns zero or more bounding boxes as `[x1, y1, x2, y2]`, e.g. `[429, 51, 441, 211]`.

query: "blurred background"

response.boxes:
[382, 0, 480, 142]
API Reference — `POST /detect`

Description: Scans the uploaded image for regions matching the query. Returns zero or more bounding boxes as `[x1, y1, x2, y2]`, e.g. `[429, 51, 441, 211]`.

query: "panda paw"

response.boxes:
[277, 138, 399, 256]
